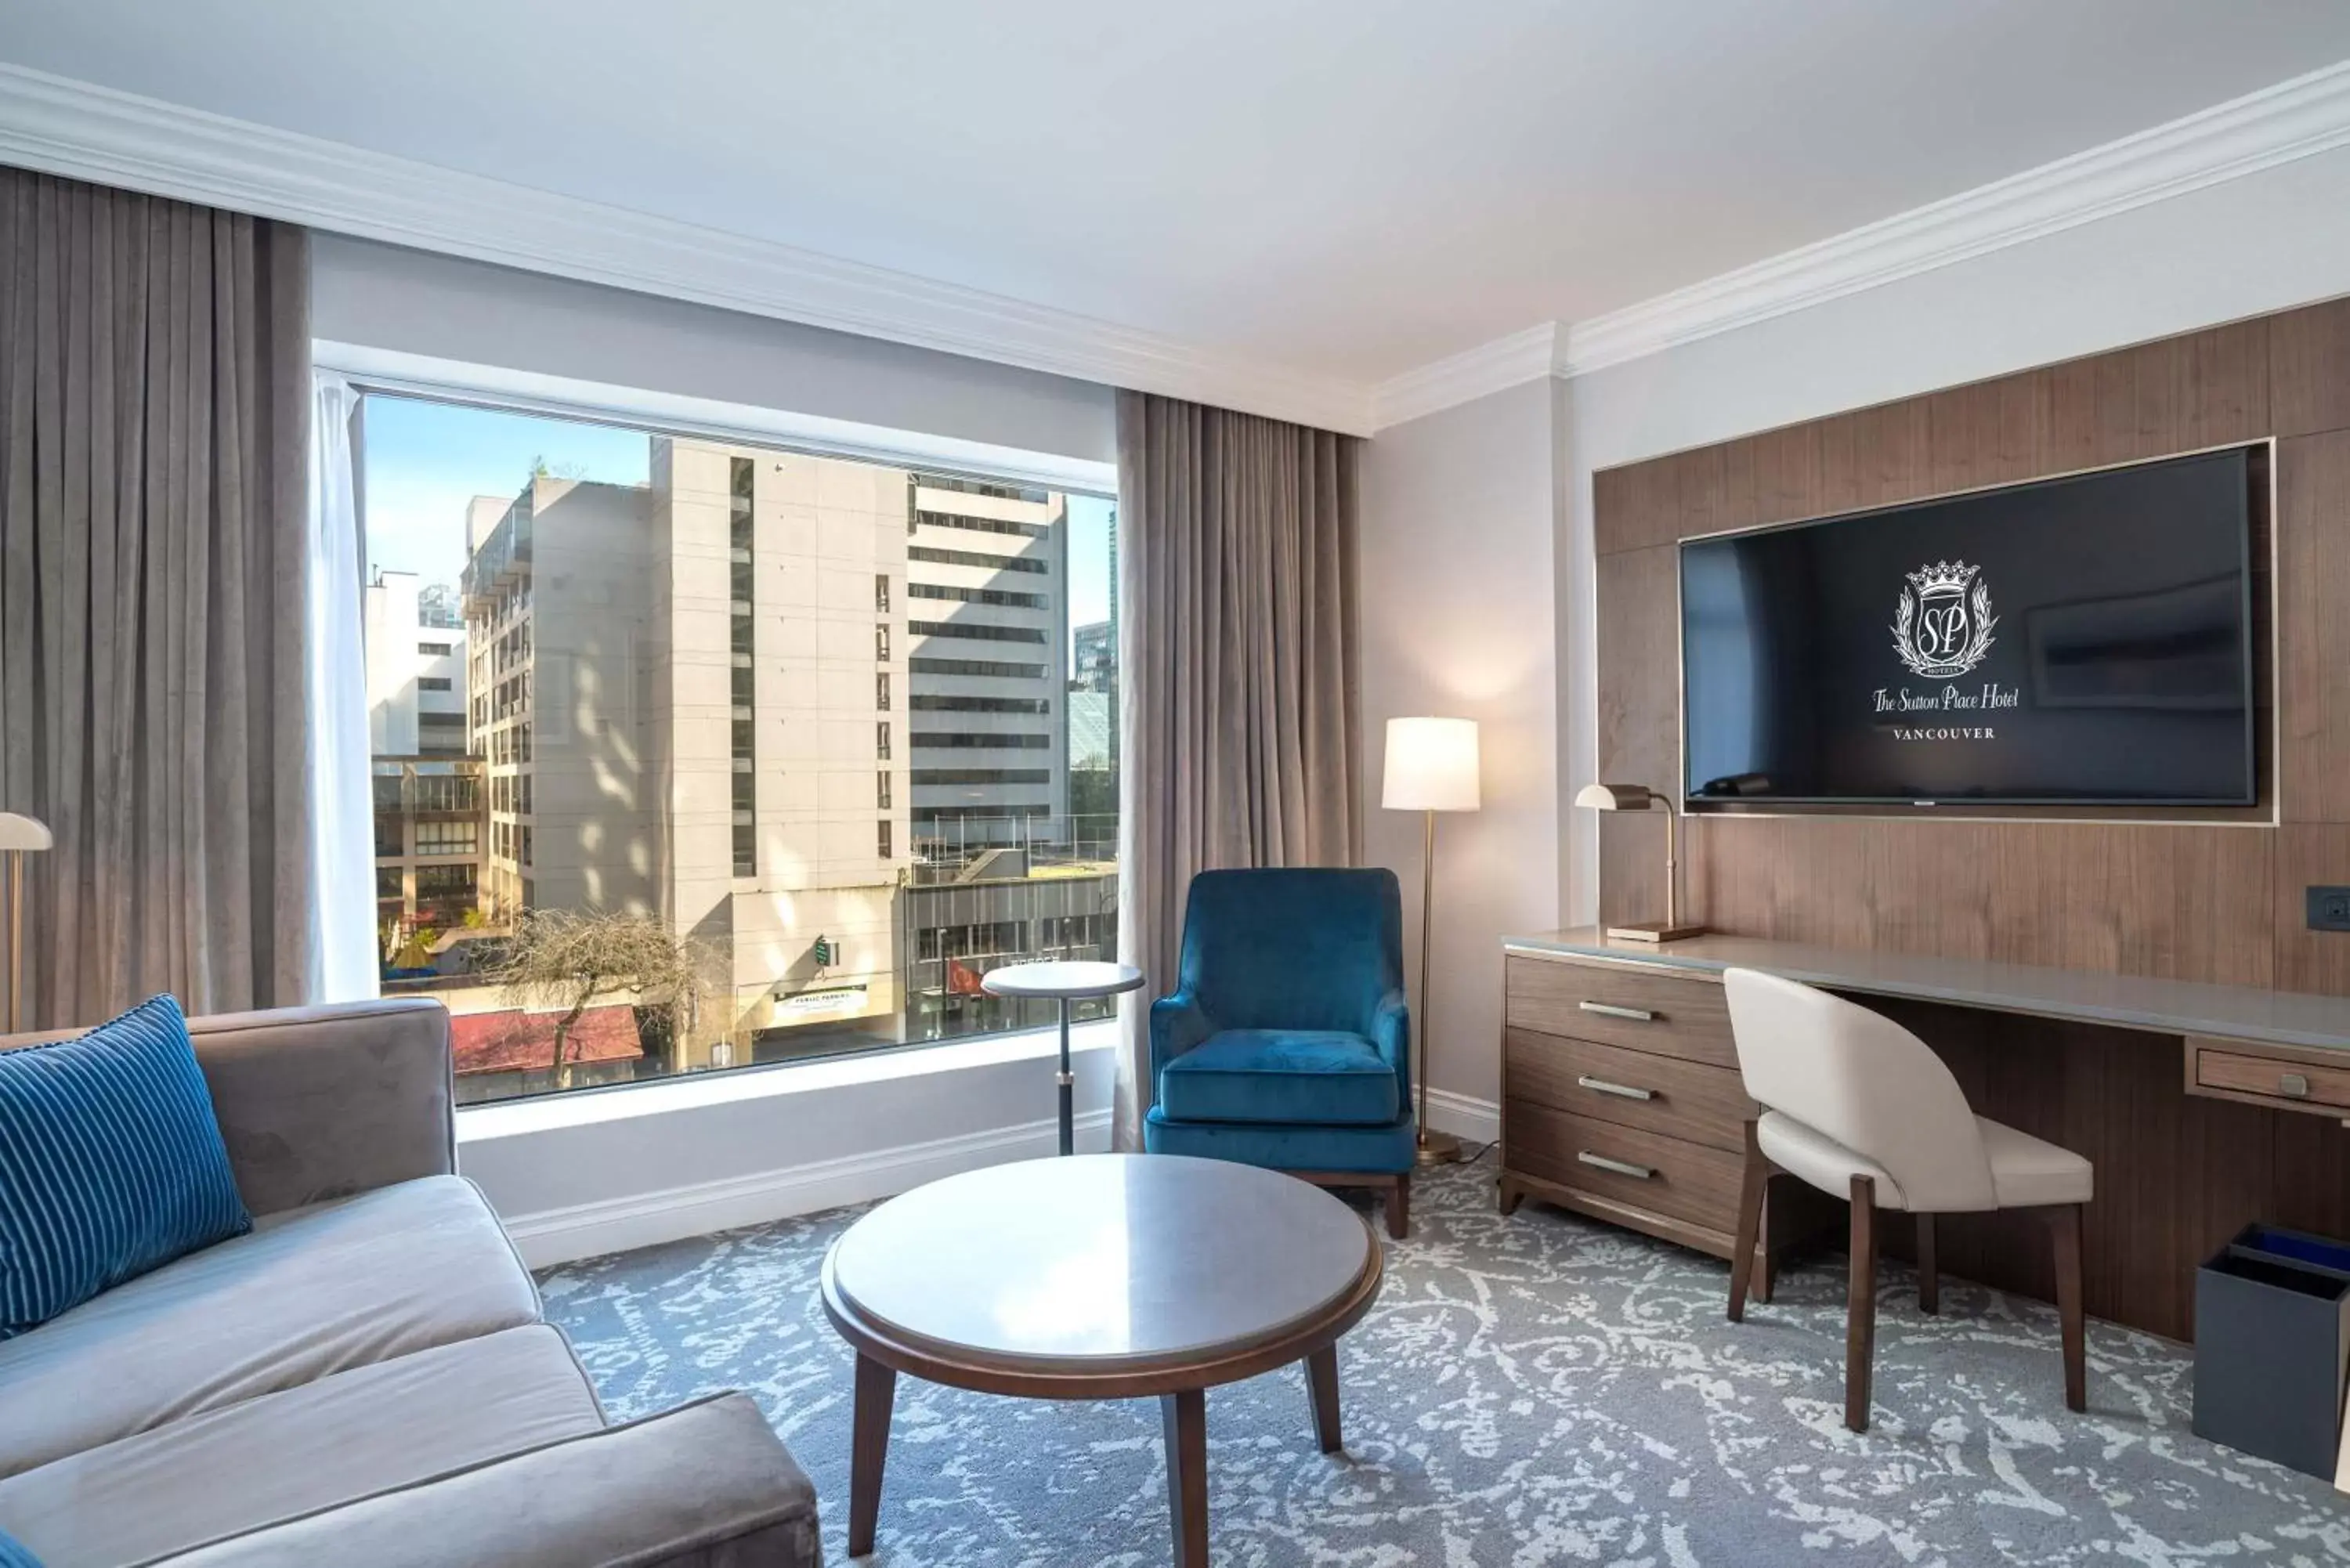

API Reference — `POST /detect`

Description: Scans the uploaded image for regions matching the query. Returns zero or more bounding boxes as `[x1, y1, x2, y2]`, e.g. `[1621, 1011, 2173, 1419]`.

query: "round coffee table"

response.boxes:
[822, 1154, 1383, 1566]
[978, 960, 1147, 1154]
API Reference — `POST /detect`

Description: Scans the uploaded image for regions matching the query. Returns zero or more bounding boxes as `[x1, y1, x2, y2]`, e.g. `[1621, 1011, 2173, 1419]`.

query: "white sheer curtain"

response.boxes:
[307, 372, 380, 1002]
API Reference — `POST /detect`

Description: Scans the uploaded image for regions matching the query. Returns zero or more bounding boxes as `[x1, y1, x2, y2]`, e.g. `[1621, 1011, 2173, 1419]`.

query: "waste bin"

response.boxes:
[2193, 1224, 2350, 1479]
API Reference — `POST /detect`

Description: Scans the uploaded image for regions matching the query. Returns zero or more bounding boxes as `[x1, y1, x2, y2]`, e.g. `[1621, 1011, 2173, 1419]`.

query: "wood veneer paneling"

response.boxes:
[2277, 431, 2350, 822]
[2272, 297, 2350, 439]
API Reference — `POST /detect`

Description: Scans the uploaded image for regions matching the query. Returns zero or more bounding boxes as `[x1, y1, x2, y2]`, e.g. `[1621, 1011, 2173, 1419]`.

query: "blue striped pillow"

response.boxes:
[0, 995, 251, 1339]
[0, 1526, 41, 1566]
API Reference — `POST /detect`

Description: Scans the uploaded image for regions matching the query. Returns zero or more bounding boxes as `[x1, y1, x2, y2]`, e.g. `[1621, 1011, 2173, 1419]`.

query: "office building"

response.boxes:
[903, 476, 1068, 856]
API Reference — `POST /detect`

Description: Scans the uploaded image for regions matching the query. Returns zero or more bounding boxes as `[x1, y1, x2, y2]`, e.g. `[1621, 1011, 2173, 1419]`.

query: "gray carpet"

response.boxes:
[538, 1154, 2349, 1566]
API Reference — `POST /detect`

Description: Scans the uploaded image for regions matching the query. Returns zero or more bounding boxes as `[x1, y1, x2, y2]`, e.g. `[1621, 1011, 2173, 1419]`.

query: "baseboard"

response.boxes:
[501, 1108, 1113, 1268]
[1424, 1087, 1501, 1147]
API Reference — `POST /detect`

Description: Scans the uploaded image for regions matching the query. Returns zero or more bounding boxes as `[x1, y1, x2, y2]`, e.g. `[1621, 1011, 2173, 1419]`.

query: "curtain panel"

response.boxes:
[1113, 389, 1363, 1147]
[0, 168, 318, 1028]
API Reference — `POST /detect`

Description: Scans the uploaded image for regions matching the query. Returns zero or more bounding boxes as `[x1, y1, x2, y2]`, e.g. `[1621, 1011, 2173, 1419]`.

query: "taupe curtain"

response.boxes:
[0, 168, 316, 1028]
[1113, 390, 1362, 1147]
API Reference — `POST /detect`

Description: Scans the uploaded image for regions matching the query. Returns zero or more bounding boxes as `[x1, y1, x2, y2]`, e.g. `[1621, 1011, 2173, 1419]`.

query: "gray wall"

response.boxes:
[1358, 378, 1561, 1119]
[311, 234, 1119, 464]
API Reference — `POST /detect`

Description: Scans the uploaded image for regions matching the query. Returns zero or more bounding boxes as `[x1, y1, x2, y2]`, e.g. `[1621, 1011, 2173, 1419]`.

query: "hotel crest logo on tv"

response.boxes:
[1892, 560, 1998, 679]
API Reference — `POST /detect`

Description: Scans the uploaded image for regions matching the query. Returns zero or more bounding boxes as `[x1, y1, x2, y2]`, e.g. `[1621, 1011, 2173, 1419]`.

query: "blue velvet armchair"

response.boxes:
[1143, 867, 1417, 1237]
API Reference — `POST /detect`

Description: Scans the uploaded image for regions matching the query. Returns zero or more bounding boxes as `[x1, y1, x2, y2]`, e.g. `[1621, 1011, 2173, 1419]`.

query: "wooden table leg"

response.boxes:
[1304, 1344, 1342, 1454]
[1160, 1386, 1209, 1568]
[848, 1353, 896, 1557]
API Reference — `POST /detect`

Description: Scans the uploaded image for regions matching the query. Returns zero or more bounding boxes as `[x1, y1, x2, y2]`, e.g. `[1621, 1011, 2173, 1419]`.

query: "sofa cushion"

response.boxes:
[0, 995, 251, 1340]
[0, 1324, 603, 1567]
[0, 1176, 539, 1479]
[150, 1393, 819, 1568]
[1157, 1029, 1399, 1125]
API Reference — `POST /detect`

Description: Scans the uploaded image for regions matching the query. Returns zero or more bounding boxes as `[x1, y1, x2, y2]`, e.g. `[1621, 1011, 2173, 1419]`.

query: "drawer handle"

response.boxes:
[1578, 1151, 1655, 1180]
[2280, 1072, 2311, 1100]
[1579, 1001, 1656, 1023]
[1577, 1075, 1655, 1102]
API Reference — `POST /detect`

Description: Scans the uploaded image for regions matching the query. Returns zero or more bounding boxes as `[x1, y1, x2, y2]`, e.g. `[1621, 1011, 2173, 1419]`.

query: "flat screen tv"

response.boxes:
[1679, 446, 2257, 807]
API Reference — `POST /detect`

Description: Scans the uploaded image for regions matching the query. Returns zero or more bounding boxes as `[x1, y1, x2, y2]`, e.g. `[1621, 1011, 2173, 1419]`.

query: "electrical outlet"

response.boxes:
[2308, 886, 2350, 933]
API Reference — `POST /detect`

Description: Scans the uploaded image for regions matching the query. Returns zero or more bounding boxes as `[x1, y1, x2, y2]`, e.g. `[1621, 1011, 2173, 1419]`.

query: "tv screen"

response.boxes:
[1679, 447, 2256, 806]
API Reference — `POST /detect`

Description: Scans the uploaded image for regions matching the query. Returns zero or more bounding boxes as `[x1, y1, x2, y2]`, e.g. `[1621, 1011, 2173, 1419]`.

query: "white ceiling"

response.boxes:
[4, 1, 2349, 388]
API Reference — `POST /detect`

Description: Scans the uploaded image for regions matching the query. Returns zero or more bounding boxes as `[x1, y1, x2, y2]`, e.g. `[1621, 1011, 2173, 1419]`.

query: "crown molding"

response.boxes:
[1560, 56, 2350, 378]
[0, 63, 1378, 436]
[1368, 58, 2350, 425]
[1368, 322, 1565, 429]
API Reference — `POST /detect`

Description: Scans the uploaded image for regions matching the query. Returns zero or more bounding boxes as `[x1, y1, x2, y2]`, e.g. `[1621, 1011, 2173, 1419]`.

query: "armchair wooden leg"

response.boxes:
[1386, 1172, 1410, 1240]
[1916, 1213, 1939, 1316]
[2050, 1203, 2087, 1412]
[1729, 1119, 1766, 1323]
[1846, 1175, 1878, 1433]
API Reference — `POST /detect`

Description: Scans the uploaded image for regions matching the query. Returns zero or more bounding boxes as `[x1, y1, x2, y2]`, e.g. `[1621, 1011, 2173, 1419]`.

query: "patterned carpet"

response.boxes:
[538, 1154, 2350, 1567]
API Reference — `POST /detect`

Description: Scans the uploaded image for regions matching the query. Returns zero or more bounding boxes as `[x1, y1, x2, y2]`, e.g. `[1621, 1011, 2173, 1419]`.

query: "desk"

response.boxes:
[1499, 928, 2350, 1340]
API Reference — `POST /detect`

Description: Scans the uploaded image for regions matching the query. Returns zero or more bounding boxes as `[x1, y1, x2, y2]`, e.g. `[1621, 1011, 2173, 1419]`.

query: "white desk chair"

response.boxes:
[1722, 966, 2093, 1432]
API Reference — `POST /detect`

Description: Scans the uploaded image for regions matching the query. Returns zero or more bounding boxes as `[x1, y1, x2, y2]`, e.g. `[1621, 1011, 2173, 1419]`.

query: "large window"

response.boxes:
[359, 393, 1119, 1104]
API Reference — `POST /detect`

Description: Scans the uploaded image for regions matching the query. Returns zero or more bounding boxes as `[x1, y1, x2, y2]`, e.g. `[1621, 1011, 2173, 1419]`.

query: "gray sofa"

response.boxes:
[0, 998, 820, 1567]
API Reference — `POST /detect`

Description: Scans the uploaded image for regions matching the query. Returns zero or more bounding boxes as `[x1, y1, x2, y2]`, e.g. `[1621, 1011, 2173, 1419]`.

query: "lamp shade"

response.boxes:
[0, 814, 51, 852]
[1383, 717, 1480, 812]
[1574, 783, 1658, 812]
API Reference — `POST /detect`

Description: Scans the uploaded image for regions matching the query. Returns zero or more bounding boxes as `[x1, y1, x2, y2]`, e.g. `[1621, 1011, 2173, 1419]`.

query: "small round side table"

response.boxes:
[979, 959, 1145, 1154]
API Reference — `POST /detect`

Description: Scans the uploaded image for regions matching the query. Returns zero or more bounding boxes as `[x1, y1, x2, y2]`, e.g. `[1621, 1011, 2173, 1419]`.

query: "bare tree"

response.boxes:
[490, 909, 715, 1089]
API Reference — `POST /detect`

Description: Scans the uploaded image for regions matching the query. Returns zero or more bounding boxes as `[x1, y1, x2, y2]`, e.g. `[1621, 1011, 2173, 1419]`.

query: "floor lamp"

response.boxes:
[1382, 717, 1480, 1166]
[0, 812, 52, 1034]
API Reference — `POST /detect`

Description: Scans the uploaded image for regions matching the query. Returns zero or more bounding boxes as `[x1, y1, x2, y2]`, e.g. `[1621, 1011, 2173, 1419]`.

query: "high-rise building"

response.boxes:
[364, 569, 469, 758]
[460, 444, 913, 1059]
[904, 476, 1068, 856]
[366, 570, 484, 945]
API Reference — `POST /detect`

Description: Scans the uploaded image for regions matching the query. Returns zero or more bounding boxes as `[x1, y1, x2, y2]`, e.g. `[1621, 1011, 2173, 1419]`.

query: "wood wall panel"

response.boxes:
[2277, 431, 2350, 822]
[2272, 297, 2350, 439]
[2274, 825, 2350, 995]
[1687, 818, 2272, 986]
[1594, 545, 1679, 924]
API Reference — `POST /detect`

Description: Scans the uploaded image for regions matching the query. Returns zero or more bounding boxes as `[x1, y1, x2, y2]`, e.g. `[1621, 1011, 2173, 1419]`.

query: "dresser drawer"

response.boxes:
[1505, 1029, 1751, 1151]
[1505, 956, 1737, 1069]
[1504, 1100, 1744, 1232]
[2186, 1035, 2350, 1116]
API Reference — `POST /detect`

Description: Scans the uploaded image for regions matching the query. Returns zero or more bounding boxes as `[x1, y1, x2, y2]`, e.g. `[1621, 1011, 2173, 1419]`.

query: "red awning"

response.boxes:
[450, 1005, 645, 1076]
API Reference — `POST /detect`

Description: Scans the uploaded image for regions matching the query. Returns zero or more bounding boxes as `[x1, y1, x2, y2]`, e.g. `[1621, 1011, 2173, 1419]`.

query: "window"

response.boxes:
[911, 768, 1052, 786]
[414, 819, 479, 856]
[906, 620, 1049, 645]
[909, 545, 1047, 574]
[911, 695, 1050, 714]
[911, 732, 1052, 750]
[913, 509, 1048, 538]
[909, 583, 1050, 610]
[729, 454, 757, 882]
[910, 656, 1048, 680]
[359, 391, 1118, 1102]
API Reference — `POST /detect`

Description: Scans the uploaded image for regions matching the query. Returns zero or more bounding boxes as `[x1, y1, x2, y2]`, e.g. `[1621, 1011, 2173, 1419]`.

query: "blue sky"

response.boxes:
[363, 393, 1114, 649]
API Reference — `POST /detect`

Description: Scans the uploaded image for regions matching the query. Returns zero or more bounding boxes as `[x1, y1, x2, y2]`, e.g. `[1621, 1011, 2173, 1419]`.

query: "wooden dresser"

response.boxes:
[1497, 944, 1803, 1265]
